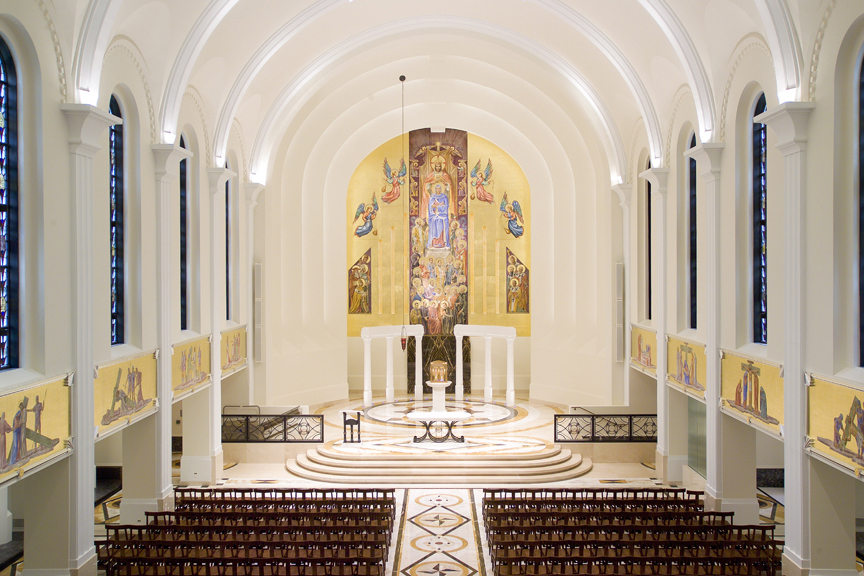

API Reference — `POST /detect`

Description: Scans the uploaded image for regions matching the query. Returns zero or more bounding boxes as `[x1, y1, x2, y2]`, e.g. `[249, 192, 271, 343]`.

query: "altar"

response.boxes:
[406, 360, 470, 442]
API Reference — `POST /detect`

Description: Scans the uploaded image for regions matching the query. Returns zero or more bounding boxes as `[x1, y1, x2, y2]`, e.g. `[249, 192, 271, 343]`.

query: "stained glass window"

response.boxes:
[109, 95, 125, 345]
[180, 135, 188, 331]
[225, 164, 231, 321]
[0, 38, 17, 370]
[646, 159, 652, 321]
[752, 93, 768, 345]
[689, 133, 697, 330]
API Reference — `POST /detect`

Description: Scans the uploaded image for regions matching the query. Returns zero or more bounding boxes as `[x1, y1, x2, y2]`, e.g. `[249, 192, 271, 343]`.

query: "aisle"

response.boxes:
[393, 489, 487, 576]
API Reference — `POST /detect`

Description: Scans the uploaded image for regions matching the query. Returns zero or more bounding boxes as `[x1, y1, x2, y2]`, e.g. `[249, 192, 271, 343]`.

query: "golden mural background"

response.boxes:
[630, 326, 657, 376]
[0, 375, 71, 484]
[807, 375, 864, 474]
[172, 335, 211, 399]
[666, 336, 706, 398]
[720, 350, 783, 436]
[222, 326, 247, 377]
[95, 351, 158, 436]
[346, 131, 531, 337]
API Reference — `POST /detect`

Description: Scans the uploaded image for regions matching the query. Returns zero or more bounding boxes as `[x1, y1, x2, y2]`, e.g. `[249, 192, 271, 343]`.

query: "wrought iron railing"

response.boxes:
[221, 414, 324, 443]
[554, 414, 658, 443]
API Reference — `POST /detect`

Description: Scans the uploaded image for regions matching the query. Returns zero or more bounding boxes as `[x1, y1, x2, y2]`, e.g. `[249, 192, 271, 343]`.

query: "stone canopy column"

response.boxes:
[244, 184, 265, 405]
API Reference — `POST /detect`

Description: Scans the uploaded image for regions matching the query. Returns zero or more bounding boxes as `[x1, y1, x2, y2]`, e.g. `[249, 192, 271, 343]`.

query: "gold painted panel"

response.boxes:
[808, 375, 864, 474]
[666, 336, 706, 398]
[0, 375, 71, 484]
[221, 327, 247, 376]
[720, 351, 783, 434]
[630, 326, 657, 375]
[95, 351, 158, 436]
[172, 335, 211, 399]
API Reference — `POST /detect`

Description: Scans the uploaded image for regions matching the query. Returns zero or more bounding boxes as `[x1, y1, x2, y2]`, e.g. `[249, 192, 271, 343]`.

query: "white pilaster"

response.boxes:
[505, 336, 515, 406]
[612, 184, 632, 403]
[455, 334, 464, 401]
[686, 143, 724, 508]
[484, 336, 493, 402]
[61, 103, 119, 575]
[362, 336, 372, 406]
[640, 167, 670, 479]
[244, 184, 264, 406]
[415, 336, 423, 403]
[385, 336, 394, 403]
[756, 102, 814, 576]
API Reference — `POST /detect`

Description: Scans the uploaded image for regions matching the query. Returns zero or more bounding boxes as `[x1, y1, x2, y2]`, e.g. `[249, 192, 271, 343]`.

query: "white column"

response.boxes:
[244, 184, 264, 405]
[757, 102, 814, 576]
[640, 167, 670, 481]
[455, 334, 464, 401]
[385, 336, 394, 403]
[363, 335, 372, 407]
[0, 488, 10, 545]
[414, 336, 423, 403]
[484, 336, 493, 402]
[688, 144, 724, 510]
[62, 103, 118, 575]
[612, 185, 632, 404]
[506, 336, 515, 406]
[150, 144, 190, 512]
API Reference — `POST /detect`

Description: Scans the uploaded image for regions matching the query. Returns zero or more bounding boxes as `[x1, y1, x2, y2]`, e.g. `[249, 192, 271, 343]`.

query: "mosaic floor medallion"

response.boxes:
[397, 489, 482, 576]
[364, 400, 518, 428]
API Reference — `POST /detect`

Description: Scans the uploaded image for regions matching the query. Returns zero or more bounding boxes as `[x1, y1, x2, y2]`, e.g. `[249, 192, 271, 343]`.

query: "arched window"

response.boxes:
[688, 134, 697, 330]
[859, 54, 864, 365]
[109, 95, 125, 346]
[225, 164, 231, 321]
[752, 93, 768, 345]
[179, 136, 188, 331]
[0, 38, 18, 370]
[646, 159, 653, 321]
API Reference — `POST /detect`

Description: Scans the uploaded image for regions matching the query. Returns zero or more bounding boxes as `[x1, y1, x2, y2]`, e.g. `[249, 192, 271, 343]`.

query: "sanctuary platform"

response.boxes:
[286, 395, 595, 485]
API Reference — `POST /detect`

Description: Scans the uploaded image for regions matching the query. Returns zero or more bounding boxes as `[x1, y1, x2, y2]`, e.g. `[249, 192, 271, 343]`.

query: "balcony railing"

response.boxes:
[221, 413, 324, 443]
[554, 414, 657, 443]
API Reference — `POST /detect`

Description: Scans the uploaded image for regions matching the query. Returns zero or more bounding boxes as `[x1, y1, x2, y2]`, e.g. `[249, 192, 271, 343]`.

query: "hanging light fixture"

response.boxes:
[400, 74, 408, 353]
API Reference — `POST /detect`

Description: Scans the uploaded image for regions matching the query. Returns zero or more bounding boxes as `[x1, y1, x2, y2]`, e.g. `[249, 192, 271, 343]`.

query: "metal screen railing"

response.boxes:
[221, 414, 323, 443]
[554, 414, 657, 443]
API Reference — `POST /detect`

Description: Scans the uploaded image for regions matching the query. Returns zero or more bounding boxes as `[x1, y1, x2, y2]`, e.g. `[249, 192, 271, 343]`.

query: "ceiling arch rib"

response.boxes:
[240, 18, 627, 189]
[635, 0, 716, 142]
[158, 0, 242, 143]
[753, 0, 803, 101]
[72, 0, 123, 104]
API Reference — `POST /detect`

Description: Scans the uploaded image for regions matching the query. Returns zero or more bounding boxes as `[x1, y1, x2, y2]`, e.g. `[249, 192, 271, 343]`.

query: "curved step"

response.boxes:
[317, 441, 561, 462]
[306, 446, 574, 469]
[286, 456, 593, 485]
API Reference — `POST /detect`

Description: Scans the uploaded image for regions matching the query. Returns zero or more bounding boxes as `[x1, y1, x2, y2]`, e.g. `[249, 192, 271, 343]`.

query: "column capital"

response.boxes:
[152, 144, 193, 182]
[244, 183, 265, 209]
[612, 184, 632, 208]
[60, 103, 119, 157]
[638, 167, 669, 196]
[755, 102, 815, 155]
[207, 167, 237, 194]
[686, 143, 725, 183]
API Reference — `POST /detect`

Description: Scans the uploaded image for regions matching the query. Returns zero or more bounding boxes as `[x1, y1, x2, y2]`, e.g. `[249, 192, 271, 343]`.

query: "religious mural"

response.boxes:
[630, 326, 657, 375]
[666, 337, 706, 398]
[95, 351, 157, 436]
[172, 335, 211, 399]
[506, 249, 529, 314]
[348, 250, 372, 315]
[346, 129, 531, 336]
[221, 326, 247, 377]
[720, 350, 783, 435]
[807, 375, 864, 474]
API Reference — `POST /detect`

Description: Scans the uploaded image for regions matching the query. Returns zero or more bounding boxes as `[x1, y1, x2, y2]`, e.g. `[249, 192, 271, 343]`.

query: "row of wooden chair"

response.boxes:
[174, 487, 395, 505]
[482, 488, 702, 502]
[484, 510, 734, 530]
[145, 510, 393, 532]
[482, 500, 704, 520]
[105, 524, 390, 545]
[105, 539, 386, 562]
[174, 498, 395, 517]
[489, 555, 774, 576]
[109, 556, 385, 576]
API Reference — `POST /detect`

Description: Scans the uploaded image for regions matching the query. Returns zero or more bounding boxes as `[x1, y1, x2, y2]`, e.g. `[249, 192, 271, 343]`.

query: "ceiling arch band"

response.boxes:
[72, 0, 122, 104]
[753, 0, 803, 100]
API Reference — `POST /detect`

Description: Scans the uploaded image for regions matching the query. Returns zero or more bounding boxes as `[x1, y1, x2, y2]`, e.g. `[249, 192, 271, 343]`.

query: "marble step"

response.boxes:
[306, 446, 575, 469]
[317, 442, 563, 462]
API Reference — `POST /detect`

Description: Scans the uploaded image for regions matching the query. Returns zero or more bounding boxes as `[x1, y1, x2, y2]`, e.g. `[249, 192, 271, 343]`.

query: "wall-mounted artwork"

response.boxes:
[172, 335, 211, 400]
[221, 326, 247, 377]
[630, 325, 657, 375]
[348, 250, 372, 314]
[346, 130, 531, 337]
[0, 374, 71, 485]
[95, 351, 158, 436]
[506, 248, 529, 314]
[720, 350, 783, 435]
[807, 375, 864, 474]
[666, 337, 706, 398]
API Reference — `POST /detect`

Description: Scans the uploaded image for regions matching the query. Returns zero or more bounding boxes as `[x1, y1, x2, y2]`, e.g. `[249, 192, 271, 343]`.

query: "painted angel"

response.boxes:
[500, 192, 524, 238]
[380, 158, 407, 204]
[471, 158, 495, 203]
[353, 193, 379, 237]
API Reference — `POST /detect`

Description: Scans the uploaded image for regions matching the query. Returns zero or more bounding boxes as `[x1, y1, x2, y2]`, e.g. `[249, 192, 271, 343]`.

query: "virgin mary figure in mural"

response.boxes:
[420, 155, 454, 220]
[426, 184, 451, 250]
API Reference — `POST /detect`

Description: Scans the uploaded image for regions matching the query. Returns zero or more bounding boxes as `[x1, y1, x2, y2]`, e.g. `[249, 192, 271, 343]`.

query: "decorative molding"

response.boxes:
[183, 88, 212, 168]
[664, 87, 693, 167]
[34, 0, 68, 102]
[718, 40, 773, 142]
[105, 40, 157, 144]
[231, 119, 249, 182]
[628, 118, 646, 184]
[807, 0, 836, 103]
